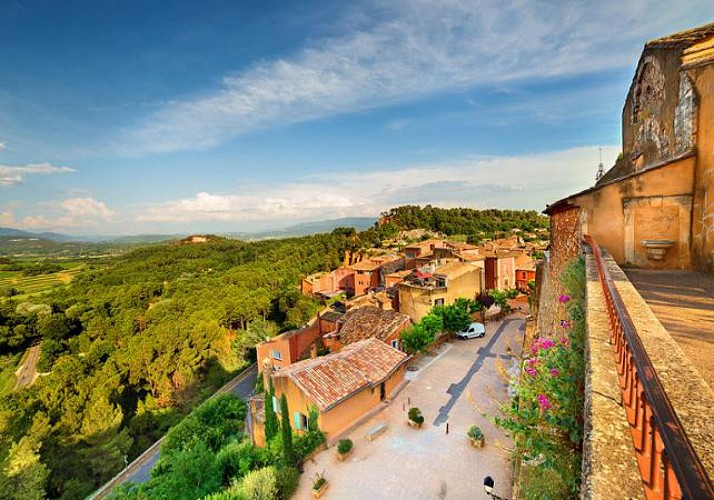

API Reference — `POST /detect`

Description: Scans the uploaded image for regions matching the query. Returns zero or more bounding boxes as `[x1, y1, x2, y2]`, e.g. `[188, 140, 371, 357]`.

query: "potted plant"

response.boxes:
[407, 407, 424, 429]
[312, 471, 328, 498]
[467, 425, 485, 448]
[336, 438, 353, 461]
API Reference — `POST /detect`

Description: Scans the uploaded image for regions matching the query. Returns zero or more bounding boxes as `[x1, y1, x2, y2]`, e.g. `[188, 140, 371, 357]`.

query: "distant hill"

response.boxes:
[0, 227, 79, 242]
[0, 217, 377, 247]
[226, 217, 376, 239]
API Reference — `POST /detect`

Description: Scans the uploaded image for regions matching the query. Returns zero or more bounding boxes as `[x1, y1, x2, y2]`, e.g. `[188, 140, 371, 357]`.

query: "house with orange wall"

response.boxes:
[269, 338, 409, 443]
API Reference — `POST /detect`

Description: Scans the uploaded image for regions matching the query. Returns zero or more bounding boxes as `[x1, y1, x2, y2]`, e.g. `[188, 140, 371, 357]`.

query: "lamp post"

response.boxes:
[483, 476, 509, 500]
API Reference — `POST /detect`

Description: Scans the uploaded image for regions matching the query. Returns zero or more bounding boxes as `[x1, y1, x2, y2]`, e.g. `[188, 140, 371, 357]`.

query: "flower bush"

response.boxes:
[494, 258, 585, 497]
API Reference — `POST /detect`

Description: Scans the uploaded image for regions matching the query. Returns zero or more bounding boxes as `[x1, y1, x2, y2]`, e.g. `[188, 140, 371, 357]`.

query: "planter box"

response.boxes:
[407, 419, 423, 429]
[312, 482, 329, 498]
[470, 437, 485, 448]
[336, 448, 353, 462]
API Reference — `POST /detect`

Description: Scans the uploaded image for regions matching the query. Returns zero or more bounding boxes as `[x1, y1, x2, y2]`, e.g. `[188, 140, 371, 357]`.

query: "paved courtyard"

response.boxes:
[295, 316, 524, 500]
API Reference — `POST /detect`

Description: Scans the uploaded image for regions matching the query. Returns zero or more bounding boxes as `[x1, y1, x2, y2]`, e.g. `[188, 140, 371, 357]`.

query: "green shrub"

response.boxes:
[275, 467, 300, 500]
[467, 425, 484, 440]
[407, 407, 424, 425]
[312, 471, 327, 490]
[337, 438, 353, 455]
[239, 466, 277, 500]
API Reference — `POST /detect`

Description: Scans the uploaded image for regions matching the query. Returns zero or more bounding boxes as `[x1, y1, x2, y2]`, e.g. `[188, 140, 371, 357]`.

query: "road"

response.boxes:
[90, 363, 258, 499]
[14, 343, 40, 389]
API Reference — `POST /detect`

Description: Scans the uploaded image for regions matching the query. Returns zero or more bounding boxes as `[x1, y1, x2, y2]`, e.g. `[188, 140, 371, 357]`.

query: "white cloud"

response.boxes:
[59, 197, 115, 219]
[19, 197, 114, 231]
[0, 210, 16, 226]
[126, 0, 709, 154]
[0, 162, 76, 186]
[138, 145, 619, 223]
[0, 142, 5, 151]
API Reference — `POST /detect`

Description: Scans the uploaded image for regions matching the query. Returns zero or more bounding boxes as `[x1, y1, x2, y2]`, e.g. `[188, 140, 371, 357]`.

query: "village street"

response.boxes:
[295, 315, 524, 500]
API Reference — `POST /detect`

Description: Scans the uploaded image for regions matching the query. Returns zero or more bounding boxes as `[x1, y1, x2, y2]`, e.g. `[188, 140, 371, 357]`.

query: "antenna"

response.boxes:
[595, 147, 605, 182]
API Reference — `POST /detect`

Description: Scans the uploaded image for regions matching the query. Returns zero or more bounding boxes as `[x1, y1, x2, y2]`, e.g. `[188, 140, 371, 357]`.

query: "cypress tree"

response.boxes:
[280, 394, 294, 465]
[264, 378, 279, 442]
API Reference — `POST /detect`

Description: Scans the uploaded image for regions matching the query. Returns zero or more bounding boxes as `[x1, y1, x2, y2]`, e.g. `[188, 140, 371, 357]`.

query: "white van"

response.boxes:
[455, 322, 486, 339]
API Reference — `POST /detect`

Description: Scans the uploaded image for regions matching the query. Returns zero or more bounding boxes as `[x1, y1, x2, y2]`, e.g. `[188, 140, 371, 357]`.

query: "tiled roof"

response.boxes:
[338, 306, 410, 344]
[434, 261, 476, 279]
[320, 310, 344, 323]
[646, 22, 714, 49]
[348, 259, 381, 271]
[275, 339, 409, 411]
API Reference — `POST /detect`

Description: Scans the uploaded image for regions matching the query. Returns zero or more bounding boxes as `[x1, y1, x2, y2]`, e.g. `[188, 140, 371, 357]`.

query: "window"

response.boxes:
[391, 339, 399, 349]
[434, 298, 445, 306]
[294, 412, 309, 430]
[273, 396, 279, 413]
[270, 349, 282, 361]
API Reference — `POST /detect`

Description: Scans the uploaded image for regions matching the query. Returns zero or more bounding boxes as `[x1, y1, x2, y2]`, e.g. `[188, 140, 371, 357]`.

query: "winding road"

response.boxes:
[90, 363, 258, 499]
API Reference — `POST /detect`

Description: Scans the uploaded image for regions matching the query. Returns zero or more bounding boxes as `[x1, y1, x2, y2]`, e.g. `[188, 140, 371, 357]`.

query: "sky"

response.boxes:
[0, 0, 711, 235]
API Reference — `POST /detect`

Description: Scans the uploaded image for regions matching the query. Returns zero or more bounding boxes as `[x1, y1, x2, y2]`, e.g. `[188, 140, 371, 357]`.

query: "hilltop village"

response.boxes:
[251, 229, 545, 446]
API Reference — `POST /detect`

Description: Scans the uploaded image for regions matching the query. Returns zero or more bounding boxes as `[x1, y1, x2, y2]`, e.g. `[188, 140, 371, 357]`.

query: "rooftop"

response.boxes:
[348, 259, 381, 272]
[337, 306, 411, 344]
[274, 338, 409, 411]
[645, 22, 714, 49]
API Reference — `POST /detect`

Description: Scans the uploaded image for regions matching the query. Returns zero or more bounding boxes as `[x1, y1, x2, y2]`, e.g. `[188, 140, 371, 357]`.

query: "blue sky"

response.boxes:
[0, 0, 711, 235]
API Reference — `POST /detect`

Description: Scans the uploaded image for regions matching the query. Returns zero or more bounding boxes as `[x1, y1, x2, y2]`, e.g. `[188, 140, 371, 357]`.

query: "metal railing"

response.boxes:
[584, 235, 713, 500]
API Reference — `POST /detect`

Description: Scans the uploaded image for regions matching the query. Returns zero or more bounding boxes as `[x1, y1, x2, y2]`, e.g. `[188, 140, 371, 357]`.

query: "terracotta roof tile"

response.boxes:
[275, 339, 409, 410]
[338, 306, 411, 344]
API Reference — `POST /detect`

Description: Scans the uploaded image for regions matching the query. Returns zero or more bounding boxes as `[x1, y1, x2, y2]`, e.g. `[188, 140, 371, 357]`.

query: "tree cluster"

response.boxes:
[382, 205, 549, 242]
[0, 233, 350, 499]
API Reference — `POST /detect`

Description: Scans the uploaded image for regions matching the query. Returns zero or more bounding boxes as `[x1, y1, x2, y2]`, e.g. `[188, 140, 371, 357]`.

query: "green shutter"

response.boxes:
[294, 412, 301, 430]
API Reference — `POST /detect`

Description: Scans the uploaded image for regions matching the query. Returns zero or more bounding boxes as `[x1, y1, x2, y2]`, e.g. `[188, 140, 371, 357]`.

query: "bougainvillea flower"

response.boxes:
[537, 394, 551, 410]
[550, 369, 559, 377]
[525, 367, 537, 377]
[531, 337, 556, 354]
[558, 294, 571, 303]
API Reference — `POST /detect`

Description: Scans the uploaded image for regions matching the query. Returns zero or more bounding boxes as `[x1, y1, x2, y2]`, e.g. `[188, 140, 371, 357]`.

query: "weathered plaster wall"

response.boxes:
[572, 155, 695, 268]
[690, 63, 714, 270]
[622, 49, 685, 171]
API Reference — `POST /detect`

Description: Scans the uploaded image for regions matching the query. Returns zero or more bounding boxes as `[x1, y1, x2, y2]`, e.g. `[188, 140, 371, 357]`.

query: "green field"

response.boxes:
[0, 262, 86, 296]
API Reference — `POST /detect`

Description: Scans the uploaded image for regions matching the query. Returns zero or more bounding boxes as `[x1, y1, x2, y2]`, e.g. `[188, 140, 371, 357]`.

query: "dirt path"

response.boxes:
[15, 343, 41, 389]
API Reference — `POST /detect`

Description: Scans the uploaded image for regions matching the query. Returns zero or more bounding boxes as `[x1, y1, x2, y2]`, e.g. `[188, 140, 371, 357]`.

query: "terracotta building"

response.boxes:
[301, 267, 355, 297]
[347, 259, 381, 296]
[270, 339, 409, 441]
[484, 250, 516, 290]
[546, 23, 714, 272]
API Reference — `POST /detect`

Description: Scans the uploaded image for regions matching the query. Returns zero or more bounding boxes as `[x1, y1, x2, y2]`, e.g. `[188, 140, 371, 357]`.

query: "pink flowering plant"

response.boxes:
[493, 258, 586, 496]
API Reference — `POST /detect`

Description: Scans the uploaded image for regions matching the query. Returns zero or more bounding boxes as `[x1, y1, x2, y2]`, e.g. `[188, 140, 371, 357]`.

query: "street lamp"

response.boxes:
[483, 476, 508, 500]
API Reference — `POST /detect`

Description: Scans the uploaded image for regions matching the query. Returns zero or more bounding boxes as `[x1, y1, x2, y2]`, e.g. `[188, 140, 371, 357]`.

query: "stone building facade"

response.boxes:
[546, 23, 714, 271]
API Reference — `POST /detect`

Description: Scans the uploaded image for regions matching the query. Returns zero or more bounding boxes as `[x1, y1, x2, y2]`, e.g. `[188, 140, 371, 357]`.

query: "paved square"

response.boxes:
[295, 316, 524, 500]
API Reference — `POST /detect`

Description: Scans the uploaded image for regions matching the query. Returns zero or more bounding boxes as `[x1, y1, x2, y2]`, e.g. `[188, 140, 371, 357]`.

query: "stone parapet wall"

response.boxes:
[606, 254, 714, 479]
[582, 254, 644, 499]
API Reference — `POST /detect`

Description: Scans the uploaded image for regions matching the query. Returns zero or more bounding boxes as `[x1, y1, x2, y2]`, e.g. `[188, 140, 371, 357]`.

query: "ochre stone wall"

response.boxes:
[690, 62, 714, 270]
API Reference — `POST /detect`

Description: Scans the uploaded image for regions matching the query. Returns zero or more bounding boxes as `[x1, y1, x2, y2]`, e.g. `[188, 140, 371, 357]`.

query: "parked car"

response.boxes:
[455, 322, 486, 339]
